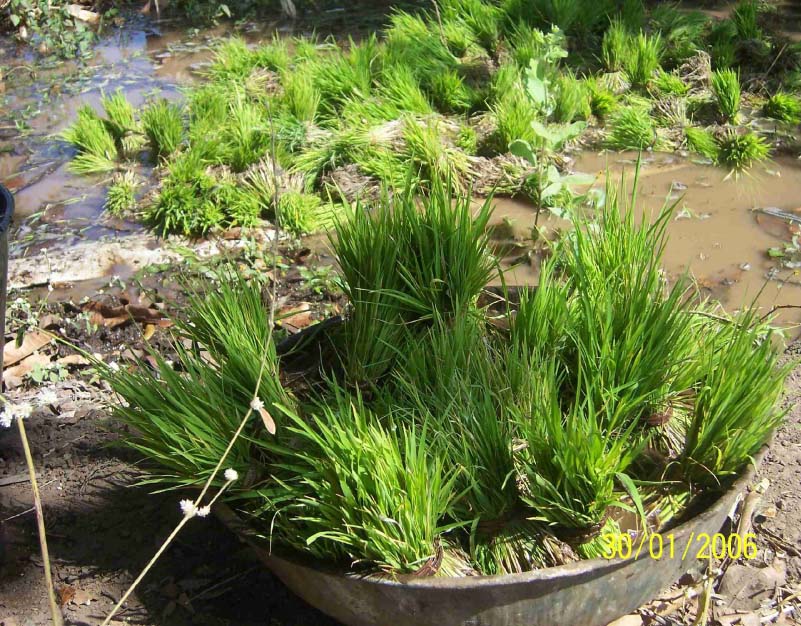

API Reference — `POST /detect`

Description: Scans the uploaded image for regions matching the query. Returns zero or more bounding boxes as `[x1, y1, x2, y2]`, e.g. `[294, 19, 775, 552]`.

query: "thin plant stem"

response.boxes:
[101, 358, 269, 626]
[17, 417, 64, 626]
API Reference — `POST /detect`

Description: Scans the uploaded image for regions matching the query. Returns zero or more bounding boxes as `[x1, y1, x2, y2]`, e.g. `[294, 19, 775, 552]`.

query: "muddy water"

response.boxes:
[491, 152, 801, 332]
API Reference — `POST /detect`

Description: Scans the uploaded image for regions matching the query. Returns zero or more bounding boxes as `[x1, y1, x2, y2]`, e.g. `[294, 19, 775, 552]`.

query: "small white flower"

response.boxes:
[47, 283, 54, 293]
[196, 505, 211, 518]
[38, 389, 59, 407]
[249, 397, 264, 412]
[0, 410, 12, 429]
[108, 361, 120, 372]
[179, 499, 197, 517]
[224, 469, 238, 482]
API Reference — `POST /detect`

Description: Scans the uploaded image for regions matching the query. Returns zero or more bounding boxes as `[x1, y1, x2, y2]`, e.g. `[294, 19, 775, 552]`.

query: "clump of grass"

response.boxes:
[60, 105, 119, 174]
[587, 80, 617, 118]
[681, 309, 788, 486]
[649, 4, 708, 68]
[141, 99, 183, 161]
[762, 92, 801, 124]
[105, 170, 139, 216]
[601, 18, 629, 72]
[282, 68, 320, 122]
[685, 127, 719, 161]
[276, 191, 331, 235]
[606, 106, 655, 150]
[552, 72, 590, 123]
[402, 118, 471, 188]
[428, 69, 476, 113]
[623, 32, 663, 88]
[651, 70, 689, 96]
[716, 129, 769, 172]
[490, 85, 538, 152]
[711, 69, 741, 123]
[377, 64, 433, 115]
[104, 272, 293, 488]
[102, 90, 140, 157]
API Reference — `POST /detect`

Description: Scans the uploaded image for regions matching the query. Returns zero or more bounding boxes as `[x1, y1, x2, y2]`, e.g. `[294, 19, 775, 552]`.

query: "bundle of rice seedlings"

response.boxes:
[684, 126, 719, 161]
[311, 36, 378, 116]
[428, 69, 476, 114]
[552, 72, 590, 123]
[489, 86, 538, 153]
[402, 118, 471, 189]
[650, 70, 689, 97]
[146, 152, 224, 236]
[443, 18, 480, 58]
[623, 32, 663, 88]
[377, 64, 433, 116]
[104, 170, 139, 216]
[716, 129, 769, 172]
[276, 190, 334, 235]
[601, 18, 629, 72]
[104, 274, 293, 489]
[207, 37, 290, 83]
[141, 99, 184, 161]
[710, 68, 741, 123]
[59, 105, 119, 174]
[681, 309, 788, 486]
[257, 390, 466, 575]
[731, 0, 762, 41]
[222, 93, 271, 172]
[762, 92, 801, 124]
[563, 182, 696, 433]
[648, 4, 709, 68]
[605, 106, 655, 150]
[101, 90, 142, 157]
[281, 66, 320, 123]
[439, 0, 502, 53]
[586, 79, 617, 119]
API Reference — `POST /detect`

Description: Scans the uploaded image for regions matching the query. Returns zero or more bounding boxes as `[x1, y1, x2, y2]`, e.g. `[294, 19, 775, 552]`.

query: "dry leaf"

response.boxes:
[57, 354, 91, 366]
[278, 303, 313, 334]
[3, 331, 52, 367]
[67, 4, 99, 23]
[3, 352, 51, 387]
[57, 585, 76, 607]
[142, 324, 156, 341]
[259, 407, 276, 435]
[82, 301, 172, 329]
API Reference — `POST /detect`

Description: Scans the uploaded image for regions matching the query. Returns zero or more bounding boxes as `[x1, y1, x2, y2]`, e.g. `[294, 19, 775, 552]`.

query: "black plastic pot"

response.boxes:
[217, 450, 760, 626]
[0, 184, 13, 385]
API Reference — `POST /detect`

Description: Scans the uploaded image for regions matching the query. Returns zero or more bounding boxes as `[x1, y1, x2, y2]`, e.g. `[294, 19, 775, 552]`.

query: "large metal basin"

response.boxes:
[218, 453, 758, 626]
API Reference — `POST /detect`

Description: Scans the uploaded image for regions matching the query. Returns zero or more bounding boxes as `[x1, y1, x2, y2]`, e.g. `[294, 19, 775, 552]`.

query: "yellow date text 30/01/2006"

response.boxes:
[601, 532, 759, 561]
